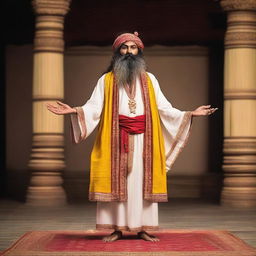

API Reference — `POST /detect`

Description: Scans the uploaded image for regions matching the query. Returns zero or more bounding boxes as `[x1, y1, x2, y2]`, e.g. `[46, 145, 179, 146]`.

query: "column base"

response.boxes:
[221, 187, 256, 208]
[26, 186, 67, 206]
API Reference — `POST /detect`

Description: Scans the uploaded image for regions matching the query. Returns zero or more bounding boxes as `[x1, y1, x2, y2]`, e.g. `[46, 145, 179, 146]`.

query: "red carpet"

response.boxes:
[1, 230, 256, 256]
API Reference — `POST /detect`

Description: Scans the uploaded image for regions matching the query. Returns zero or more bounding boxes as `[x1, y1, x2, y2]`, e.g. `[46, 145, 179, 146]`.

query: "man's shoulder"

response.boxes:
[96, 72, 115, 89]
[98, 72, 114, 81]
[146, 72, 158, 81]
[96, 73, 108, 85]
[146, 72, 159, 86]
[98, 73, 107, 80]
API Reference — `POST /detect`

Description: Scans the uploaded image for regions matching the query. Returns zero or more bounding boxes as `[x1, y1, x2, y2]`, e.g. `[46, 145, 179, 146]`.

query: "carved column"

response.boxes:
[27, 0, 71, 205]
[221, 0, 256, 207]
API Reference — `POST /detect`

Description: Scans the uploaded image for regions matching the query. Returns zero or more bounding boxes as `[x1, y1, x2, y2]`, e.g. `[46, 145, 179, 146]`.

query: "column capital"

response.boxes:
[32, 0, 71, 52]
[221, 0, 256, 12]
[221, 1, 256, 49]
[32, 0, 71, 16]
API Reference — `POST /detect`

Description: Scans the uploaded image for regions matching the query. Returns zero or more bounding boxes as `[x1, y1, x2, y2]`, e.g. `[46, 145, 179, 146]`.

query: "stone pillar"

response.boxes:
[221, 0, 256, 207]
[27, 0, 71, 205]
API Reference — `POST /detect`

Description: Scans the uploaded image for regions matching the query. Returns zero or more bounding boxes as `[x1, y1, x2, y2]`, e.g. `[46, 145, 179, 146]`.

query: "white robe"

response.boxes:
[71, 72, 192, 232]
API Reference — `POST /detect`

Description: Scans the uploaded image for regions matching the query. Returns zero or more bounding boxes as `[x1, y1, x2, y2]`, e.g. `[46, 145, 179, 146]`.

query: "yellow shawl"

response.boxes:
[89, 72, 167, 202]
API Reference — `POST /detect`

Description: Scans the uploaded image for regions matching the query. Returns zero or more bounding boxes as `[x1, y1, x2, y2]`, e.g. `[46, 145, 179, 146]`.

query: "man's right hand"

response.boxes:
[46, 101, 77, 115]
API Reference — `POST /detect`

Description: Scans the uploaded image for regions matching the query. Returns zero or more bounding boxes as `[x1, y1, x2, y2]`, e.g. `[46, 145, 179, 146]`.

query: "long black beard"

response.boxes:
[113, 52, 146, 86]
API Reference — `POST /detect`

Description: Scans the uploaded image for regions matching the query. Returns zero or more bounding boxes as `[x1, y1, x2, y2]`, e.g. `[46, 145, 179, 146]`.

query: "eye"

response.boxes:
[121, 45, 128, 50]
[131, 45, 138, 49]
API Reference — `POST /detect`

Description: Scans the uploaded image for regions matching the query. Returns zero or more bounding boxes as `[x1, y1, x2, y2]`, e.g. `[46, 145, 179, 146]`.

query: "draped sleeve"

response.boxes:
[70, 74, 105, 143]
[147, 72, 193, 171]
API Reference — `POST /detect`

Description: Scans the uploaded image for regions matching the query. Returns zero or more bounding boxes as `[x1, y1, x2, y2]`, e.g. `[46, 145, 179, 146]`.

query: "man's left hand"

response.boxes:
[192, 105, 218, 116]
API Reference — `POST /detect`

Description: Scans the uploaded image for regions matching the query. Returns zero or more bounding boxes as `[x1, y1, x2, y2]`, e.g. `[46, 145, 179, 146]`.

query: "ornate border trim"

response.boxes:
[166, 111, 193, 169]
[75, 107, 87, 140]
[96, 224, 159, 232]
[140, 73, 153, 202]
[89, 192, 119, 202]
[144, 193, 168, 202]
[70, 107, 87, 144]
[111, 76, 121, 200]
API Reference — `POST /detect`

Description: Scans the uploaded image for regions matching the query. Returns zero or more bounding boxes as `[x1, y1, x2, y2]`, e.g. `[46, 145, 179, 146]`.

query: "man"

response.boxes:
[46, 32, 217, 242]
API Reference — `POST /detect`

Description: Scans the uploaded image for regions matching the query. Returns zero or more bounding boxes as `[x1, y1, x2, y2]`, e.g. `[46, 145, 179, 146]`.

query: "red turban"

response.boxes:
[112, 31, 144, 51]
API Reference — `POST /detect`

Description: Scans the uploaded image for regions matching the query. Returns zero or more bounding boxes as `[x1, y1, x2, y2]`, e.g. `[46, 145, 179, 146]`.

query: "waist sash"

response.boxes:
[119, 114, 146, 153]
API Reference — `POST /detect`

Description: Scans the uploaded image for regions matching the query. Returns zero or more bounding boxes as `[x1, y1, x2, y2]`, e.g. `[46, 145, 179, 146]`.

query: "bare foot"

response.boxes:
[102, 230, 122, 242]
[138, 231, 160, 242]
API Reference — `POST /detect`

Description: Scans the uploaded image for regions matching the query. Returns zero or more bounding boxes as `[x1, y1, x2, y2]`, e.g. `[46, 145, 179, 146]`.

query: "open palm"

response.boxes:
[192, 105, 218, 116]
[46, 101, 76, 115]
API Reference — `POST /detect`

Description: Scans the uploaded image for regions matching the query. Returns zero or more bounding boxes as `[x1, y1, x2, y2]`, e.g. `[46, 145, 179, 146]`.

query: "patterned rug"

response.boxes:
[1, 230, 255, 256]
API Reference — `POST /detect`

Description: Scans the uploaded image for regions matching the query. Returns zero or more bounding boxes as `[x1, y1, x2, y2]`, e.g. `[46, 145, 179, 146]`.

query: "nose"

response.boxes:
[127, 46, 132, 53]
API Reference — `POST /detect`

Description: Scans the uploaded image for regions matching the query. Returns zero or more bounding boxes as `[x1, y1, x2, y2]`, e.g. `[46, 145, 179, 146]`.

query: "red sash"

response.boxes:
[119, 114, 146, 153]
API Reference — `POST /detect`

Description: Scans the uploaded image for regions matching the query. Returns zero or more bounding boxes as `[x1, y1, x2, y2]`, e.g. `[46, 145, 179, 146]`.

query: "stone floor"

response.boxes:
[0, 198, 256, 251]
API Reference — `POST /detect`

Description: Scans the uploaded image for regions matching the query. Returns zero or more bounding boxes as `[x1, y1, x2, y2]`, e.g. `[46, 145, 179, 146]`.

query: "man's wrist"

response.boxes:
[72, 107, 77, 114]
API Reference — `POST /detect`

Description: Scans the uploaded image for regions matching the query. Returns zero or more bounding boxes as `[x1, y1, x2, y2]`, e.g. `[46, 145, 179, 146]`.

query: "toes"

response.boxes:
[105, 237, 112, 242]
[149, 236, 159, 242]
[102, 236, 111, 242]
[139, 232, 159, 242]
[102, 232, 121, 242]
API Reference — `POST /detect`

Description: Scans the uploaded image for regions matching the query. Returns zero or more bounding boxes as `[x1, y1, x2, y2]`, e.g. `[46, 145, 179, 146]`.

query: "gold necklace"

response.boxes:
[124, 82, 136, 114]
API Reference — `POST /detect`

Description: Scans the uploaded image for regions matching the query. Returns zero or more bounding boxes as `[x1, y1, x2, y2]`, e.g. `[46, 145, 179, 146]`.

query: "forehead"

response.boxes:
[122, 41, 137, 47]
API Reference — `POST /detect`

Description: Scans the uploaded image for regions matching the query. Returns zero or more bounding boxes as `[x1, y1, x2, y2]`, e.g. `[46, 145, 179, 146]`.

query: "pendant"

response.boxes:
[128, 99, 136, 114]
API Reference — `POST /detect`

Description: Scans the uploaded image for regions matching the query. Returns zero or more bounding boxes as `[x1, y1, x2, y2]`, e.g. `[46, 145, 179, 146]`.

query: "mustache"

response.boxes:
[122, 53, 136, 60]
